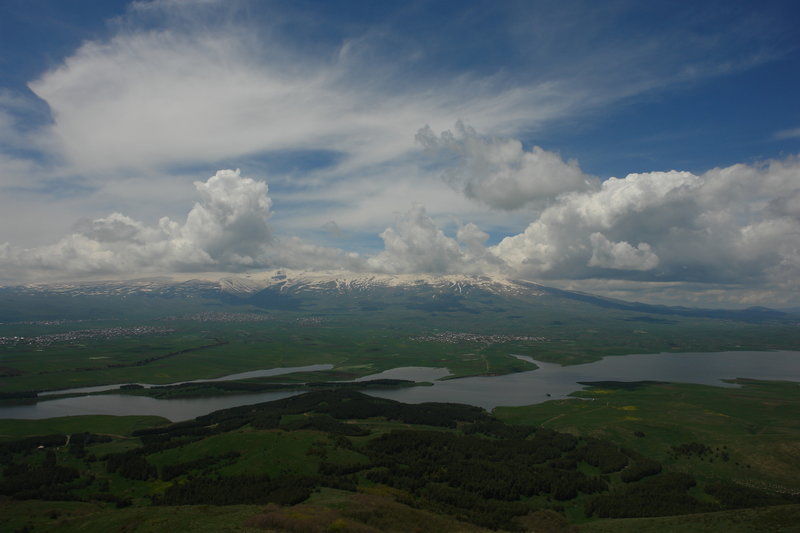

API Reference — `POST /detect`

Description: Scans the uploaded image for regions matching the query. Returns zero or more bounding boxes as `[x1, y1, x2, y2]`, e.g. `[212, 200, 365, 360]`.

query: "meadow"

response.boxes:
[2, 292, 798, 397]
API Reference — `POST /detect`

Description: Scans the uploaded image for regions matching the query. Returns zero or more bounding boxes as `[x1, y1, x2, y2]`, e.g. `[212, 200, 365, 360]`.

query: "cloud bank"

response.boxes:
[2, 144, 798, 307]
[491, 159, 800, 292]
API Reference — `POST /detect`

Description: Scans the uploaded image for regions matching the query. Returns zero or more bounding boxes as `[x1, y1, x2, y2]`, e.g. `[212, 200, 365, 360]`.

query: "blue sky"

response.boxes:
[0, 0, 799, 307]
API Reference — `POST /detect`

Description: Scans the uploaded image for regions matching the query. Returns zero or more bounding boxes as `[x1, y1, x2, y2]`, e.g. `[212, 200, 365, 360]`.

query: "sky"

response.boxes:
[0, 0, 799, 308]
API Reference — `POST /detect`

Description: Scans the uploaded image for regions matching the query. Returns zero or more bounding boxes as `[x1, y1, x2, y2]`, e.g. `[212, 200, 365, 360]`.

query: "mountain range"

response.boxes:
[0, 270, 792, 324]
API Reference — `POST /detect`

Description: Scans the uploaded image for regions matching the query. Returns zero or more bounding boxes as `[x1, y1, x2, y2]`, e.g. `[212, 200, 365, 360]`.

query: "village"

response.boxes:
[411, 331, 546, 345]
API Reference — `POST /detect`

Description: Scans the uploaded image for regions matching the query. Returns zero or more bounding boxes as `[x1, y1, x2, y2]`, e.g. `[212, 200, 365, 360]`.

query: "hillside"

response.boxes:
[2, 390, 798, 532]
[2, 270, 792, 322]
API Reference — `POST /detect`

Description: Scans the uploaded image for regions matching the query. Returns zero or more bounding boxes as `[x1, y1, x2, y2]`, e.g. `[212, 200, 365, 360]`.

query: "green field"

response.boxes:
[2, 298, 798, 397]
[0, 416, 169, 442]
[495, 380, 800, 495]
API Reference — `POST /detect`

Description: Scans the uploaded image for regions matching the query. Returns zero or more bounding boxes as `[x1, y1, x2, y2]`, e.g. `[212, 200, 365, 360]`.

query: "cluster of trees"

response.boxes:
[705, 481, 799, 508]
[670, 442, 712, 457]
[159, 451, 240, 481]
[194, 390, 491, 429]
[280, 414, 369, 436]
[573, 439, 629, 473]
[669, 442, 731, 462]
[105, 450, 157, 480]
[363, 429, 606, 530]
[104, 340, 228, 370]
[0, 451, 80, 501]
[0, 390, 37, 401]
[0, 434, 66, 458]
[620, 457, 662, 483]
[122, 372, 415, 400]
[585, 473, 709, 518]
[68, 432, 111, 458]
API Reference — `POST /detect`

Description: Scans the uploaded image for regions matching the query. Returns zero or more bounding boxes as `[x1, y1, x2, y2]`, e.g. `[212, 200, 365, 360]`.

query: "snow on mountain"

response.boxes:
[5, 270, 544, 299]
[217, 270, 545, 299]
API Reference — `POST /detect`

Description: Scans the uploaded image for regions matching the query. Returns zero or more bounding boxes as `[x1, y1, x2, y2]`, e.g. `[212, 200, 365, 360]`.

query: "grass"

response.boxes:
[146, 426, 368, 478]
[0, 499, 266, 533]
[494, 380, 800, 492]
[2, 291, 798, 396]
[0, 490, 496, 533]
[577, 504, 800, 532]
[2, 384, 800, 532]
[0, 415, 169, 440]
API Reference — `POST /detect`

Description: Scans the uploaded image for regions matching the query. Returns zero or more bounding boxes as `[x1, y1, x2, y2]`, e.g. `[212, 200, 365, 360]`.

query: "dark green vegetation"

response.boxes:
[1, 390, 799, 532]
[0, 416, 169, 441]
[495, 380, 800, 507]
[108, 378, 417, 400]
[1, 277, 798, 397]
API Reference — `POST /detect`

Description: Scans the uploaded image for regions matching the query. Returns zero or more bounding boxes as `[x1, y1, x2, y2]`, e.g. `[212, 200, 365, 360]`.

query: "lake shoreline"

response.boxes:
[1, 350, 798, 421]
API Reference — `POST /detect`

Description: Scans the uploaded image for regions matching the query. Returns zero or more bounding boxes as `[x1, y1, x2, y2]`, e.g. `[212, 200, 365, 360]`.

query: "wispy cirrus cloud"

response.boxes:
[774, 127, 800, 140]
[17, 0, 788, 180]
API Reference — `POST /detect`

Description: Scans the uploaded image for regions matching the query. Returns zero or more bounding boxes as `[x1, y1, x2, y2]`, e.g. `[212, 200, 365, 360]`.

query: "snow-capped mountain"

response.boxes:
[5, 270, 542, 299]
[0, 270, 789, 323]
[217, 270, 542, 298]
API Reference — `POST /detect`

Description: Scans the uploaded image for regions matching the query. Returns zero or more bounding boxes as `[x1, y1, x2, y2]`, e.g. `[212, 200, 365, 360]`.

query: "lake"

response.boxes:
[38, 364, 335, 396]
[1, 350, 798, 421]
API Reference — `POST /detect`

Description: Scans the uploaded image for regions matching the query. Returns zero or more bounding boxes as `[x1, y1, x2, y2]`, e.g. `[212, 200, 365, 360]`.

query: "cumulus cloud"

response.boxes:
[416, 121, 594, 210]
[0, 169, 355, 280]
[173, 170, 273, 265]
[489, 156, 800, 291]
[1, 152, 799, 309]
[366, 205, 501, 275]
[367, 205, 465, 274]
[588, 233, 660, 271]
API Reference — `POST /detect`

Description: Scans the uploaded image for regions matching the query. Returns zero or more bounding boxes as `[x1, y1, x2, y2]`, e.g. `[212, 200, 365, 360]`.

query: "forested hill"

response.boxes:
[2, 390, 798, 532]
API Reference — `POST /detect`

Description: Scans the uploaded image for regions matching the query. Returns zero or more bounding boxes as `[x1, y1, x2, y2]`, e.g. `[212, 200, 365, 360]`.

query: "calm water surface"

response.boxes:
[367, 350, 800, 408]
[2, 351, 798, 421]
[39, 364, 334, 396]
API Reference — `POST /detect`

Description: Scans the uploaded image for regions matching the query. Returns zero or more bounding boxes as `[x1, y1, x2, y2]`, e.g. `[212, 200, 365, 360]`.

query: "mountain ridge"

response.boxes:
[1, 269, 791, 323]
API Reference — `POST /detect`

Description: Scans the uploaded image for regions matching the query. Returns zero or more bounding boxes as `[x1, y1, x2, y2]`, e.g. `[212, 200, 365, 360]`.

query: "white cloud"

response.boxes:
[774, 127, 800, 140]
[417, 121, 594, 210]
[1, 154, 798, 309]
[489, 156, 800, 291]
[365, 205, 503, 275]
[367, 205, 466, 274]
[175, 169, 273, 265]
[2, 170, 298, 279]
[19, 0, 764, 183]
[588, 233, 660, 271]
[25, 16, 572, 178]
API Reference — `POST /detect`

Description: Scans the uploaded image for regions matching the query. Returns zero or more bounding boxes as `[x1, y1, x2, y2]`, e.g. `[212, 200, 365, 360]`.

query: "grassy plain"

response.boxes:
[2, 296, 798, 396]
[0, 415, 169, 441]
